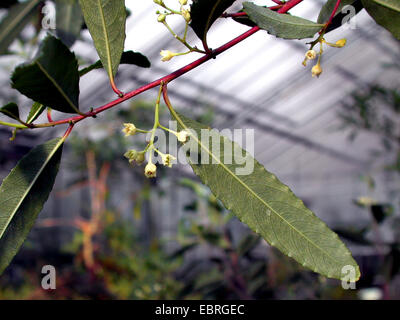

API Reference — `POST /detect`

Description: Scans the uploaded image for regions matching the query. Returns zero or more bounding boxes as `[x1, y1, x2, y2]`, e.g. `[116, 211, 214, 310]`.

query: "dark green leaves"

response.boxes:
[79, 51, 151, 77]
[362, 0, 400, 40]
[78, 0, 126, 80]
[0, 0, 41, 55]
[0, 138, 64, 275]
[190, 0, 236, 43]
[11, 35, 80, 114]
[0, 103, 20, 121]
[174, 112, 360, 280]
[56, 0, 84, 47]
[243, 2, 324, 39]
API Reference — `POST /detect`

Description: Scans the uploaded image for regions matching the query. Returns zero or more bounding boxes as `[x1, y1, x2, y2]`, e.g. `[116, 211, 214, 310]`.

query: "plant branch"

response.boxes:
[23, 0, 303, 131]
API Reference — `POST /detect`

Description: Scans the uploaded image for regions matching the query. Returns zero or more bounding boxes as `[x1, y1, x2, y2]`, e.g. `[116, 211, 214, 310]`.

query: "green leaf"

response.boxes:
[243, 2, 324, 39]
[174, 112, 360, 280]
[0, 138, 64, 275]
[190, 0, 236, 43]
[318, 0, 364, 33]
[0, 0, 41, 55]
[78, 0, 126, 80]
[79, 50, 151, 77]
[55, 0, 84, 47]
[11, 34, 80, 114]
[26, 102, 45, 124]
[361, 0, 400, 40]
[0, 102, 20, 121]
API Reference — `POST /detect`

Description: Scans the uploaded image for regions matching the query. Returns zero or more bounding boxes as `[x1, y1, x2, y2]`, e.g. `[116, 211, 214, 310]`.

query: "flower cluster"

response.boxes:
[121, 86, 191, 179]
[302, 38, 347, 78]
[154, 0, 204, 62]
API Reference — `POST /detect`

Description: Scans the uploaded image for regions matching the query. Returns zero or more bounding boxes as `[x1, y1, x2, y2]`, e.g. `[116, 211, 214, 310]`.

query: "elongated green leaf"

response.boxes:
[318, 0, 364, 33]
[190, 0, 236, 43]
[0, 102, 20, 121]
[78, 0, 126, 80]
[11, 34, 80, 114]
[362, 0, 400, 40]
[56, 0, 84, 47]
[0, 0, 41, 55]
[26, 102, 45, 124]
[79, 50, 151, 77]
[174, 112, 360, 280]
[243, 2, 324, 39]
[0, 138, 64, 274]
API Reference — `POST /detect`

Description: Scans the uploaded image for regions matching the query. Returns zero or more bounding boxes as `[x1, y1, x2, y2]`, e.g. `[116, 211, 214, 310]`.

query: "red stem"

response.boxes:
[47, 108, 53, 123]
[278, 0, 303, 13]
[34, 0, 303, 130]
[326, 0, 342, 26]
[63, 124, 74, 139]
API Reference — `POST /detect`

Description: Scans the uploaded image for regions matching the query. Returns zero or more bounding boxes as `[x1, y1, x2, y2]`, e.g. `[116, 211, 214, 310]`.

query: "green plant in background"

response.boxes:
[335, 68, 400, 299]
[0, 0, 399, 283]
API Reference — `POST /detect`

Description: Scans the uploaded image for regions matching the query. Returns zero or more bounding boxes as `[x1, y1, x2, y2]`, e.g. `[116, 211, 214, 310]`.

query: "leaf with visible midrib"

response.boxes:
[0, 0, 41, 55]
[361, 0, 400, 40]
[79, 0, 126, 80]
[11, 35, 80, 114]
[190, 0, 236, 44]
[243, 2, 324, 39]
[0, 138, 64, 275]
[174, 112, 360, 280]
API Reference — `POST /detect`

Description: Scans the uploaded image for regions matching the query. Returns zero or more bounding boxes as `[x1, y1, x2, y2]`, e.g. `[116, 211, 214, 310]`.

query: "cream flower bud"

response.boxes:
[160, 50, 176, 62]
[122, 123, 136, 137]
[161, 153, 176, 168]
[157, 14, 166, 22]
[177, 130, 190, 142]
[181, 8, 191, 22]
[145, 162, 157, 178]
[311, 63, 322, 78]
[305, 50, 317, 60]
[335, 38, 346, 47]
[179, 0, 188, 5]
[153, 0, 164, 5]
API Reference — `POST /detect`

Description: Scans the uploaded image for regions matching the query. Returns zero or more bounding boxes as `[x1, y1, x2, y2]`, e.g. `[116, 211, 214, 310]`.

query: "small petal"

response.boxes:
[160, 50, 175, 62]
[122, 123, 137, 137]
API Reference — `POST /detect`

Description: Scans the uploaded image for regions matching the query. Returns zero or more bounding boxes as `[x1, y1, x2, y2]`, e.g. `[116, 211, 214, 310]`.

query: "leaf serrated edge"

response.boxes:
[174, 112, 360, 280]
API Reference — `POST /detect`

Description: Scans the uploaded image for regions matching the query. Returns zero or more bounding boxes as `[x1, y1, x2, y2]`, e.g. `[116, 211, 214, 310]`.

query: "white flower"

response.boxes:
[161, 153, 176, 168]
[305, 50, 317, 60]
[181, 8, 191, 22]
[177, 130, 190, 142]
[145, 162, 157, 178]
[160, 50, 176, 62]
[122, 123, 136, 137]
[311, 63, 322, 77]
